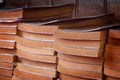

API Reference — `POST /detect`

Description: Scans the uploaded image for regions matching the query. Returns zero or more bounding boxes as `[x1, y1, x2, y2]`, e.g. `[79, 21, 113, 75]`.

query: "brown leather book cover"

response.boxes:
[108, 37, 120, 46]
[57, 65, 102, 79]
[0, 27, 16, 34]
[19, 58, 56, 69]
[0, 4, 74, 20]
[58, 53, 103, 65]
[0, 75, 11, 80]
[17, 49, 56, 63]
[14, 68, 54, 80]
[16, 63, 56, 77]
[16, 36, 54, 48]
[0, 61, 13, 70]
[17, 44, 54, 56]
[58, 59, 102, 72]
[18, 31, 54, 41]
[0, 68, 12, 77]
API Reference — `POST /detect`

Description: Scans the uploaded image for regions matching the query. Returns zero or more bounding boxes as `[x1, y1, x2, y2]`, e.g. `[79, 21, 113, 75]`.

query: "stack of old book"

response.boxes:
[53, 14, 113, 80]
[12, 4, 74, 80]
[104, 28, 120, 80]
[0, 4, 74, 80]
[0, 10, 17, 80]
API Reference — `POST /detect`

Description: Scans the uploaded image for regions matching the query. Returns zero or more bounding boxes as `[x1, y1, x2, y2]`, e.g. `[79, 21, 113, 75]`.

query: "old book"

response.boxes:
[55, 38, 101, 49]
[0, 75, 11, 80]
[104, 66, 120, 78]
[0, 68, 12, 77]
[0, 4, 74, 20]
[0, 41, 15, 49]
[0, 27, 16, 34]
[0, 34, 16, 41]
[108, 37, 120, 46]
[59, 73, 89, 80]
[105, 61, 120, 71]
[19, 58, 56, 69]
[58, 59, 102, 72]
[105, 76, 120, 80]
[58, 53, 103, 65]
[57, 65, 102, 79]
[47, 13, 113, 29]
[106, 44, 120, 54]
[54, 30, 106, 40]
[18, 14, 113, 35]
[17, 49, 56, 63]
[16, 63, 56, 77]
[16, 36, 54, 48]
[12, 75, 22, 80]
[105, 52, 120, 63]
[109, 29, 120, 39]
[54, 42, 103, 57]
[18, 31, 54, 41]
[14, 68, 55, 80]
[17, 44, 54, 56]
[0, 61, 13, 70]
[0, 48, 16, 54]
[0, 53, 16, 63]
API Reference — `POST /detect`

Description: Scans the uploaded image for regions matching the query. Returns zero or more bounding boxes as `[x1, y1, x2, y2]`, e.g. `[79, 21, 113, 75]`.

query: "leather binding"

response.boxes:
[0, 75, 11, 80]
[0, 4, 74, 22]
[104, 28, 120, 79]
[16, 63, 56, 77]
[14, 68, 55, 80]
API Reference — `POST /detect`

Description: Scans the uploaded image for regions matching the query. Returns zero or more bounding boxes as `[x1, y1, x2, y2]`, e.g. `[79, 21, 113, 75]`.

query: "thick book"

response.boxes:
[0, 75, 11, 80]
[57, 65, 102, 79]
[0, 53, 16, 63]
[18, 58, 56, 69]
[18, 31, 54, 41]
[18, 14, 113, 35]
[16, 36, 54, 48]
[16, 63, 56, 77]
[14, 68, 55, 80]
[0, 4, 74, 21]
[17, 44, 54, 56]
[0, 61, 13, 70]
[17, 49, 56, 63]
[58, 59, 102, 72]
[58, 53, 103, 65]
[0, 68, 12, 77]
[59, 73, 88, 80]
